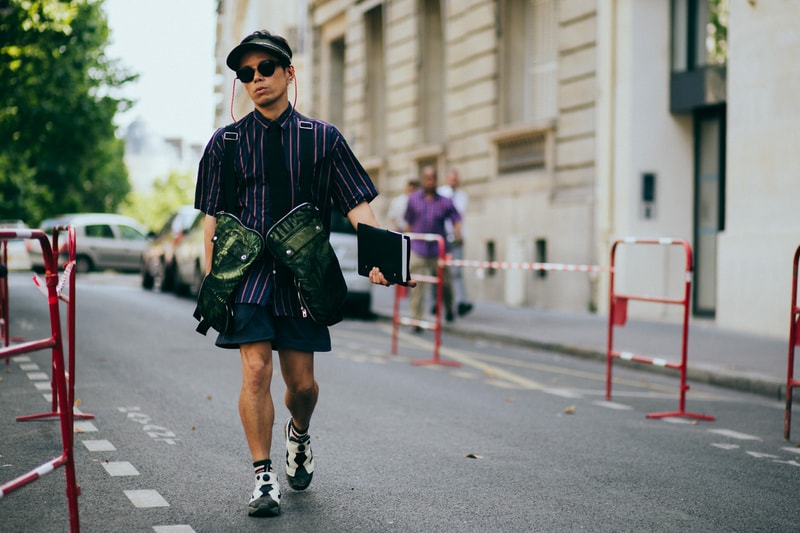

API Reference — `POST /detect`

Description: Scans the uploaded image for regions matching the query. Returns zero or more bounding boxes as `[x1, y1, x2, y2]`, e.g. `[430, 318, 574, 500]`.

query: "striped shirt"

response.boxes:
[195, 105, 378, 316]
[404, 190, 461, 257]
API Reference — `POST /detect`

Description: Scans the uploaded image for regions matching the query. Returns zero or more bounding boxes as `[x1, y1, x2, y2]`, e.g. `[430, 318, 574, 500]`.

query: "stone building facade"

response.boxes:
[215, 0, 800, 340]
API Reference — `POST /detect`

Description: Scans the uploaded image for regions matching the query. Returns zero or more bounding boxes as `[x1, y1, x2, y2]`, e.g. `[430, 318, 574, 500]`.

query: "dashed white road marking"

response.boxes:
[660, 417, 694, 424]
[124, 489, 169, 508]
[153, 526, 196, 533]
[11, 356, 32, 363]
[102, 461, 140, 476]
[544, 388, 583, 399]
[780, 447, 800, 455]
[74, 420, 98, 433]
[34, 381, 51, 390]
[592, 400, 633, 410]
[746, 451, 779, 459]
[26, 372, 49, 381]
[19, 363, 40, 371]
[708, 429, 761, 441]
[82, 439, 117, 452]
[711, 443, 740, 450]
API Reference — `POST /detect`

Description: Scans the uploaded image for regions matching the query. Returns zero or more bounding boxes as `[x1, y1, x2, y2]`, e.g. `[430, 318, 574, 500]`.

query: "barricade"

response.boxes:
[1, 239, 9, 350]
[784, 244, 800, 440]
[0, 226, 82, 532]
[391, 233, 460, 366]
[604, 237, 714, 421]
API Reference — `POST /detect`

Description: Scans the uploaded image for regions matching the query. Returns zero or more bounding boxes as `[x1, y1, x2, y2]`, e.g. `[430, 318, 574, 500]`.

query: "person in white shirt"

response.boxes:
[387, 178, 419, 232]
[437, 168, 473, 316]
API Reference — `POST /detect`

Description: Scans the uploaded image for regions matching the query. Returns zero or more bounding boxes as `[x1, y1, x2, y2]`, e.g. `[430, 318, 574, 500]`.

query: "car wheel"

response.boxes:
[162, 261, 176, 292]
[142, 264, 155, 290]
[74, 255, 92, 273]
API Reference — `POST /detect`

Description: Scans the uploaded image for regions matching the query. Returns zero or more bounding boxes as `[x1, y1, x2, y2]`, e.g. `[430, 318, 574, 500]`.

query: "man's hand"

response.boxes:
[368, 267, 417, 288]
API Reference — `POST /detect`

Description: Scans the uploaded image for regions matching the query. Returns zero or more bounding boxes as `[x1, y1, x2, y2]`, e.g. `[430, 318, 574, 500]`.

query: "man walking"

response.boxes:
[195, 30, 391, 518]
[405, 165, 461, 327]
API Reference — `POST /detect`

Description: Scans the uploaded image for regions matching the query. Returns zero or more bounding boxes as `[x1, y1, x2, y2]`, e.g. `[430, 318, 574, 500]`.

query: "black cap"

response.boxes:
[226, 32, 293, 71]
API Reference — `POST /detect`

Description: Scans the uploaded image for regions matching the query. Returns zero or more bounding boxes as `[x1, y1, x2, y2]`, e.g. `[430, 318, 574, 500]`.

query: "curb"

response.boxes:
[374, 312, 787, 402]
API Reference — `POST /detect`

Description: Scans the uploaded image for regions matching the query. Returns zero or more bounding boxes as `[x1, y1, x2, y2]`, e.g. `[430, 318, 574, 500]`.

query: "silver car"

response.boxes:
[29, 213, 149, 273]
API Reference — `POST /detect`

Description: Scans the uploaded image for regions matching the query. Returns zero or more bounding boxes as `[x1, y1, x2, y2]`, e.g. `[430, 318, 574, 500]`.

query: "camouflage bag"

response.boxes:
[266, 202, 346, 326]
[193, 212, 264, 335]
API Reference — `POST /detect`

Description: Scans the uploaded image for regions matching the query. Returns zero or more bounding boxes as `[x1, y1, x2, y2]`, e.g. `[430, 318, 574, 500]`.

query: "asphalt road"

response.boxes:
[1, 272, 799, 532]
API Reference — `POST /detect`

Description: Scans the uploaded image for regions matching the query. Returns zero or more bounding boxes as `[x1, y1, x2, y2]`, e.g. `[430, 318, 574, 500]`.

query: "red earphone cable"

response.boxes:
[230, 78, 237, 122]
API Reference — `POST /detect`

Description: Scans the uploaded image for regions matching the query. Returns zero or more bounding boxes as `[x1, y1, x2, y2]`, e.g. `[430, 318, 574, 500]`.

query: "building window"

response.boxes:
[328, 37, 345, 128]
[671, 0, 728, 72]
[418, 0, 445, 144]
[497, 131, 547, 173]
[365, 5, 386, 156]
[499, 0, 558, 125]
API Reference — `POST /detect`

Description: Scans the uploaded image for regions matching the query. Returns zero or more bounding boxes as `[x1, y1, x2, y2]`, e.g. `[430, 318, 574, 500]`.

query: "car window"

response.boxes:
[85, 224, 115, 239]
[119, 224, 147, 241]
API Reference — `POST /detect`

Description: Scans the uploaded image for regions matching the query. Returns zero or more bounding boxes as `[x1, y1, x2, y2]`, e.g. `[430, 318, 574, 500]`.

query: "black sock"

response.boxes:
[289, 419, 308, 437]
[253, 459, 272, 474]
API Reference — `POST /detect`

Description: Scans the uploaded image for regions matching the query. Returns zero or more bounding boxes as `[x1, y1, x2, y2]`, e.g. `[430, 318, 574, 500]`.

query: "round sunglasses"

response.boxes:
[236, 60, 281, 83]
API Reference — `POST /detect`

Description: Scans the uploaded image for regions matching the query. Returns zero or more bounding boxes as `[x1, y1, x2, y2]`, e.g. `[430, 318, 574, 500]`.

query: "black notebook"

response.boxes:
[357, 223, 411, 286]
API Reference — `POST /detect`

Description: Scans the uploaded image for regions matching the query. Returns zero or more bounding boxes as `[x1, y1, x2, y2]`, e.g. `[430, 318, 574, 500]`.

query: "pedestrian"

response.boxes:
[386, 178, 419, 232]
[437, 168, 473, 316]
[404, 165, 461, 327]
[194, 30, 394, 518]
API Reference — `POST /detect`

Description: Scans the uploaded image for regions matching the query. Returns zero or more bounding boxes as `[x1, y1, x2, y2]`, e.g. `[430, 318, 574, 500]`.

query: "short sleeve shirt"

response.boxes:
[195, 106, 378, 316]
[404, 190, 461, 257]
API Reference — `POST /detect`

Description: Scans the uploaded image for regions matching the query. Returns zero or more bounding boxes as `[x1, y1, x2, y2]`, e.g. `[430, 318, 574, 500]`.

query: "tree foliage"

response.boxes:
[121, 170, 196, 233]
[0, 0, 136, 226]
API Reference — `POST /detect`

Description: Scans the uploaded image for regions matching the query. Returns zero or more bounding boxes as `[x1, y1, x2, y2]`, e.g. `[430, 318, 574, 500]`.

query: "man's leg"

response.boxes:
[278, 349, 318, 433]
[408, 253, 428, 322]
[279, 348, 318, 490]
[239, 341, 275, 462]
[451, 243, 472, 316]
[239, 341, 281, 517]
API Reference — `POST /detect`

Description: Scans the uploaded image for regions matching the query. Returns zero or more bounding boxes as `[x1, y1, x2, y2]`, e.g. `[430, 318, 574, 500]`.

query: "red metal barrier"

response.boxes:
[19, 227, 93, 424]
[391, 233, 460, 367]
[0, 226, 82, 532]
[1, 240, 9, 350]
[605, 237, 714, 421]
[784, 244, 800, 440]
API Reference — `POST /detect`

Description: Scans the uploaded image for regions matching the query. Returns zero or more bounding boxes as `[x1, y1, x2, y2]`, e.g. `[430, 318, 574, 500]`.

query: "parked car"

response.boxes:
[28, 213, 149, 273]
[0, 219, 33, 271]
[172, 211, 207, 296]
[141, 206, 202, 291]
[329, 208, 372, 317]
[173, 208, 373, 317]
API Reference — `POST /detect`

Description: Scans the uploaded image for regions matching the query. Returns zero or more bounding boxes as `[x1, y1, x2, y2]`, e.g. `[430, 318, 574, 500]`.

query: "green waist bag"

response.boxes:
[193, 212, 264, 335]
[266, 202, 347, 326]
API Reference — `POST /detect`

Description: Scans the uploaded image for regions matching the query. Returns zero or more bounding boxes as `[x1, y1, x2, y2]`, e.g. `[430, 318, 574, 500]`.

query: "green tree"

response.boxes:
[121, 170, 195, 233]
[0, 0, 136, 226]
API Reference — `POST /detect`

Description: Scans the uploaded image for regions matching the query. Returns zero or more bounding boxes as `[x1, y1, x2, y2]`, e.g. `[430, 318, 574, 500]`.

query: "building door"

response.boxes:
[693, 106, 726, 317]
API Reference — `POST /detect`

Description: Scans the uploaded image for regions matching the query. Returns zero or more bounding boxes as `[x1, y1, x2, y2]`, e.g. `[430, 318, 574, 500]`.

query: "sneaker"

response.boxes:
[248, 467, 281, 517]
[285, 418, 314, 490]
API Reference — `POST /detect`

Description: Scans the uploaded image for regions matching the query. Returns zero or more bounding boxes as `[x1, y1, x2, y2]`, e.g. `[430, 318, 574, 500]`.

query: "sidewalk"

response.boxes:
[370, 287, 791, 400]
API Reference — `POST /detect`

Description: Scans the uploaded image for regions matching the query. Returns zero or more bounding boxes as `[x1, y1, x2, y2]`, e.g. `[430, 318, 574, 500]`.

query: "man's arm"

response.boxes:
[203, 214, 216, 274]
[345, 201, 416, 287]
[345, 201, 381, 230]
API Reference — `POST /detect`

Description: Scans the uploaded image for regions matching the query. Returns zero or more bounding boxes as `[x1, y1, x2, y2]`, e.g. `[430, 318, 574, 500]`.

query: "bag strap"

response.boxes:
[222, 124, 239, 214]
[298, 120, 314, 204]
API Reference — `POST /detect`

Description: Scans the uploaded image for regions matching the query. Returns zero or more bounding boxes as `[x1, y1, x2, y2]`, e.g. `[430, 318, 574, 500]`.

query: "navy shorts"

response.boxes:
[215, 303, 331, 352]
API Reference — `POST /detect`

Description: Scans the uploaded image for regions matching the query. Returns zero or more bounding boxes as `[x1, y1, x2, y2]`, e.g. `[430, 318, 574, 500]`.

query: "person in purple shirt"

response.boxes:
[404, 165, 462, 327]
[195, 30, 396, 518]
